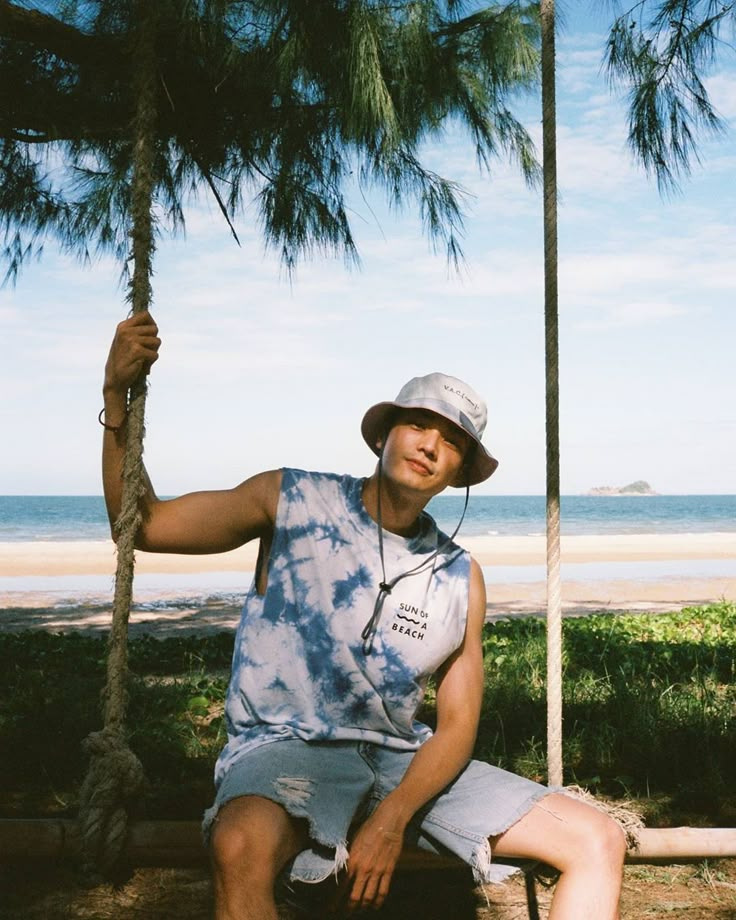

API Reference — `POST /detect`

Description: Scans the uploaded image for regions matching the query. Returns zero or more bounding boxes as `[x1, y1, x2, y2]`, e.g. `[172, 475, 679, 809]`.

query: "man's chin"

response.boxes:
[397, 471, 451, 499]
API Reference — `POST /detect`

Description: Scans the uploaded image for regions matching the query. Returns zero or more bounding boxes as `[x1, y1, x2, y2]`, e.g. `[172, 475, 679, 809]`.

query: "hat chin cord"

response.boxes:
[360, 449, 470, 654]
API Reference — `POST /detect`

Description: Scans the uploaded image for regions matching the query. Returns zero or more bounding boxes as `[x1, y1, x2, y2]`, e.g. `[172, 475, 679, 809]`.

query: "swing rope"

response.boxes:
[541, 0, 564, 789]
[77, 2, 157, 882]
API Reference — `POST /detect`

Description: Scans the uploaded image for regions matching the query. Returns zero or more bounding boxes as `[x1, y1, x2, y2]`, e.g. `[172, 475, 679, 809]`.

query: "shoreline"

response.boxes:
[0, 534, 734, 634]
[2, 532, 736, 577]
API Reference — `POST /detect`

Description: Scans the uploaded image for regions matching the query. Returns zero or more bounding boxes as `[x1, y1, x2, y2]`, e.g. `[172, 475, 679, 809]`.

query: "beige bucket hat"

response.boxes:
[361, 372, 498, 486]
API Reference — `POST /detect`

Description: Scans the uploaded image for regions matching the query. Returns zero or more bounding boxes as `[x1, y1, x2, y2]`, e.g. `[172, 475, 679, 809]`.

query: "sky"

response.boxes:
[1, 6, 735, 497]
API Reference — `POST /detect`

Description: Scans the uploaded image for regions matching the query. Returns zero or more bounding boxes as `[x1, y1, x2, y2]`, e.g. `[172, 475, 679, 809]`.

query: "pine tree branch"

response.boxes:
[0, 0, 117, 66]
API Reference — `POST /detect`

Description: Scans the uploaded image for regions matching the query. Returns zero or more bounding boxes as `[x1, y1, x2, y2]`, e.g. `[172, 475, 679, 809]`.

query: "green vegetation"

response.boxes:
[0, 603, 734, 823]
[473, 603, 736, 819]
[0, 632, 234, 819]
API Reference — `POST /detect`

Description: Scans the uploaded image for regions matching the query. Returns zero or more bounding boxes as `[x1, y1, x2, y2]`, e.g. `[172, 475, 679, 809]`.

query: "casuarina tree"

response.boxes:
[0, 0, 541, 280]
[605, 0, 733, 191]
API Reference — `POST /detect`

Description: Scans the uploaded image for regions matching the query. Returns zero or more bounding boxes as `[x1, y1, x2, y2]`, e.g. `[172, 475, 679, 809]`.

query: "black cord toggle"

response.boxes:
[379, 582, 392, 594]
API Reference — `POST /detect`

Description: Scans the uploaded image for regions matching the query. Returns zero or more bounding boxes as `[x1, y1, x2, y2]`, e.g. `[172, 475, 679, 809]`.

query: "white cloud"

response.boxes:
[556, 45, 608, 96]
[578, 299, 687, 329]
[556, 123, 641, 198]
[707, 71, 736, 120]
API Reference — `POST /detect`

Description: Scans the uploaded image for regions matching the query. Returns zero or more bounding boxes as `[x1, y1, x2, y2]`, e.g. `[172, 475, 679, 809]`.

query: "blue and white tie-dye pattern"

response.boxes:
[214, 468, 470, 788]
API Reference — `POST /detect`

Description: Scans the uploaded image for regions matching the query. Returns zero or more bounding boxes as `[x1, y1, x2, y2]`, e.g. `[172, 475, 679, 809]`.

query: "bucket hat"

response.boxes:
[361, 373, 498, 486]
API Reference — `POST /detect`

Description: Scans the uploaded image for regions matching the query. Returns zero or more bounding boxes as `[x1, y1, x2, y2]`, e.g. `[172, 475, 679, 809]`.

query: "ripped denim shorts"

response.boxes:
[202, 737, 552, 887]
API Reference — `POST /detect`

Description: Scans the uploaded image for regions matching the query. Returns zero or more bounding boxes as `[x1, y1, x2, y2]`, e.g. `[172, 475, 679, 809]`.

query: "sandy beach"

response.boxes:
[1, 533, 735, 634]
[3, 532, 736, 577]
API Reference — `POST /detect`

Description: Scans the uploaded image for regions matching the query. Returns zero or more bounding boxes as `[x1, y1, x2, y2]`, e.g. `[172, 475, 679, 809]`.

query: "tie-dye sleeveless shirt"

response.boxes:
[215, 468, 471, 786]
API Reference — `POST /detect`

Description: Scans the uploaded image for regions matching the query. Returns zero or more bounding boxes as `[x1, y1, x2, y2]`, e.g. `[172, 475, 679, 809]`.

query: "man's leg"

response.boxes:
[491, 793, 626, 920]
[210, 794, 309, 920]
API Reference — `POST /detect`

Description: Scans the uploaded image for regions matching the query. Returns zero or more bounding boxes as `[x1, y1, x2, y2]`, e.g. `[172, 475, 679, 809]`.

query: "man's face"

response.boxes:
[380, 408, 471, 496]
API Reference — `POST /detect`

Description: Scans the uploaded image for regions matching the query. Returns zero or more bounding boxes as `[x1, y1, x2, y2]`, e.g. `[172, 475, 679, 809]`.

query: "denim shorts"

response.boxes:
[202, 738, 552, 886]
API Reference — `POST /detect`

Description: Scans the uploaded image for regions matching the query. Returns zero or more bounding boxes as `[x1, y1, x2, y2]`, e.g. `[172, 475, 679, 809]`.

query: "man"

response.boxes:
[102, 311, 626, 919]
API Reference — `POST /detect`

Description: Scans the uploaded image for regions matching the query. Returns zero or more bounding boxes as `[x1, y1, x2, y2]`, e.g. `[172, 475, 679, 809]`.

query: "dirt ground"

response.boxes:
[2, 859, 736, 919]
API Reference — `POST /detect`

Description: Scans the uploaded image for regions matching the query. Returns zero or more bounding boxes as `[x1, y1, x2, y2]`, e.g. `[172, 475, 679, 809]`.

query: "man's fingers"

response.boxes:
[345, 872, 367, 913]
[135, 343, 160, 364]
[374, 868, 393, 907]
[345, 865, 395, 912]
[340, 862, 373, 913]
[121, 334, 161, 373]
[125, 309, 157, 328]
[133, 332, 160, 346]
[121, 330, 160, 350]
[363, 866, 393, 910]
[348, 880, 374, 913]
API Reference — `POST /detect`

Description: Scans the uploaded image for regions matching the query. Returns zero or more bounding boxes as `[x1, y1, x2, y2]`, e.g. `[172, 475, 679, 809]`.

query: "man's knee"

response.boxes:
[592, 812, 627, 866]
[211, 810, 263, 878]
[561, 806, 627, 872]
[528, 794, 626, 874]
[210, 796, 304, 882]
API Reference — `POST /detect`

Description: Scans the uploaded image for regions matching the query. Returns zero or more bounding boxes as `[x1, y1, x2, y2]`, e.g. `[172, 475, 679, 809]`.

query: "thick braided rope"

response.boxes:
[77, 2, 157, 880]
[78, 729, 145, 882]
[541, 0, 564, 787]
[546, 498, 563, 786]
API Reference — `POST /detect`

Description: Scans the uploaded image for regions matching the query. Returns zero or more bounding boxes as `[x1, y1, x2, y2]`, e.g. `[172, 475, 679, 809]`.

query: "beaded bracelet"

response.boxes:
[98, 407, 126, 433]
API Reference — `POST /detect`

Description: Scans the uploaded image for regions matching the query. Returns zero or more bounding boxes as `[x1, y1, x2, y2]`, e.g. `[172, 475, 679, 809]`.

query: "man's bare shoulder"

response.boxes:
[229, 468, 283, 532]
[467, 556, 487, 629]
[468, 555, 483, 574]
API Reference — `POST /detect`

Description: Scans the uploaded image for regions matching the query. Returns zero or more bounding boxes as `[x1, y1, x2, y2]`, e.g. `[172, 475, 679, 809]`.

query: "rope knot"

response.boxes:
[78, 728, 145, 882]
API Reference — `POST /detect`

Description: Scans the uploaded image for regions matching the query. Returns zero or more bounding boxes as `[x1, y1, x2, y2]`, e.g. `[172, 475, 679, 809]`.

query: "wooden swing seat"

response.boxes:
[2, 819, 735, 919]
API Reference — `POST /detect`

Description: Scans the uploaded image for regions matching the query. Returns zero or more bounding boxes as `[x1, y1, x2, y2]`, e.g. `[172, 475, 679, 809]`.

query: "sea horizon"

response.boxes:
[3, 491, 734, 497]
[2, 493, 736, 541]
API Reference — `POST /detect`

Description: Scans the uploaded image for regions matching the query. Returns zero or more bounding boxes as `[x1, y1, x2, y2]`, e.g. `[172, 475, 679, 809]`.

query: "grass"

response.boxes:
[473, 602, 736, 821]
[0, 602, 734, 824]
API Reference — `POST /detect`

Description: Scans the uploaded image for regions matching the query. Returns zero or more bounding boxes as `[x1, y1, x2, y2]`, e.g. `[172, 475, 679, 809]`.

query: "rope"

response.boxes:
[540, 0, 564, 787]
[77, 729, 145, 883]
[546, 498, 563, 787]
[77, 1, 157, 881]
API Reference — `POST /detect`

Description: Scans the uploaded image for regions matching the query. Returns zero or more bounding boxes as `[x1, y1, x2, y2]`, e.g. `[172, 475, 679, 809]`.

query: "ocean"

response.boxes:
[2, 493, 736, 542]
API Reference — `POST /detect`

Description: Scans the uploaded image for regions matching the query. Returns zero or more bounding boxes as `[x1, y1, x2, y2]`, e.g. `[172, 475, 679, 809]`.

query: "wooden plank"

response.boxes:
[1, 820, 735, 866]
[631, 828, 736, 861]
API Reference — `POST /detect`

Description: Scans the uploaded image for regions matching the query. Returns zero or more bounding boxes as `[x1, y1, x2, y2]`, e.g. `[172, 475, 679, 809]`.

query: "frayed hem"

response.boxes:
[469, 838, 525, 886]
[465, 787, 559, 886]
[333, 841, 350, 878]
[291, 839, 349, 885]
[470, 837, 493, 885]
[201, 802, 220, 846]
[485, 785, 558, 841]
[201, 791, 350, 885]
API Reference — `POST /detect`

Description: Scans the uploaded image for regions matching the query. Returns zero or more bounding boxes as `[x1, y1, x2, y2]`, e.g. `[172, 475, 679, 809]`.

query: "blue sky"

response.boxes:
[1, 9, 734, 496]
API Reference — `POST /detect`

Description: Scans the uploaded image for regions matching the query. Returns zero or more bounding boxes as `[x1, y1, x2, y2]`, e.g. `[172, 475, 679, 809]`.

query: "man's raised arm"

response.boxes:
[101, 311, 280, 555]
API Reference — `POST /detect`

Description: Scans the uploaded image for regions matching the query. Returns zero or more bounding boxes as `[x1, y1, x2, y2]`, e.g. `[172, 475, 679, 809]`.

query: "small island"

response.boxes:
[587, 480, 658, 496]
